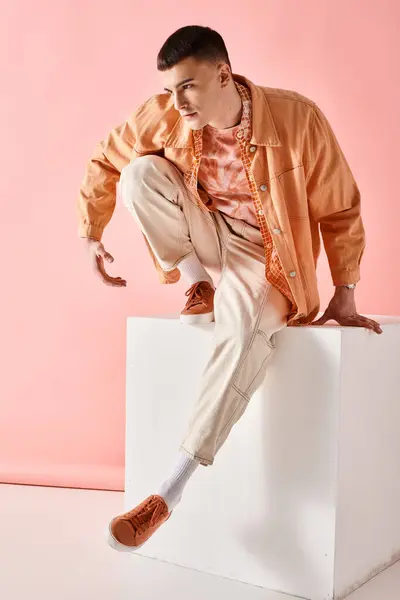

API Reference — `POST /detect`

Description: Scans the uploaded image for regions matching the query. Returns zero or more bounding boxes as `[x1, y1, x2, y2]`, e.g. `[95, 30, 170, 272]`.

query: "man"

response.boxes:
[77, 25, 382, 552]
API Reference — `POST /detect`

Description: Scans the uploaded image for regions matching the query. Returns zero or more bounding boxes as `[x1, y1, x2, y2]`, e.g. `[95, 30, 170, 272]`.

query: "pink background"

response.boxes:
[0, 1, 399, 491]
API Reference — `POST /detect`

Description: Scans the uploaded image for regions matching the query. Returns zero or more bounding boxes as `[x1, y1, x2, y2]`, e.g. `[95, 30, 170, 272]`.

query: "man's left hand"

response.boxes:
[312, 286, 383, 334]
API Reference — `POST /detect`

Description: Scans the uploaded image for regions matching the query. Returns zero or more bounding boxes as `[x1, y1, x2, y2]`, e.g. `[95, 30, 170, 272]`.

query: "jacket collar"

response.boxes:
[164, 73, 282, 149]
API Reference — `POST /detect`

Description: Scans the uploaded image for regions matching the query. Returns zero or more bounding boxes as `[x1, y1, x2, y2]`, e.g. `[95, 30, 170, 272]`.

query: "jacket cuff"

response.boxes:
[331, 268, 360, 287]
[78, 223, 104, 241]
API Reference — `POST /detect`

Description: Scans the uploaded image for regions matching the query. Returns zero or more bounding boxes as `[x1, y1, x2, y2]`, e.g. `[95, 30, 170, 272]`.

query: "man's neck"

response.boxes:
[208, 83, 243, 130]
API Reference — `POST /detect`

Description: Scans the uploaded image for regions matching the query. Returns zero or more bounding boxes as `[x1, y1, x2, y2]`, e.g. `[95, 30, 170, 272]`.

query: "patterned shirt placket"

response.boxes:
[235, 84, 294, 306]
[183, 82, 295, 309]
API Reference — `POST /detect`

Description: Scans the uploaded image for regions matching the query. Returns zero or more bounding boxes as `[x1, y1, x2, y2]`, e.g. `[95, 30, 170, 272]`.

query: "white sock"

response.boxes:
[178, 251, 214, 287]
[157, 453, 200, 511]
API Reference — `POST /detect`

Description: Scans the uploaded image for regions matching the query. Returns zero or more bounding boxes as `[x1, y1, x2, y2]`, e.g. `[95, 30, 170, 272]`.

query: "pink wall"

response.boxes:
[1, 1, 399, 491]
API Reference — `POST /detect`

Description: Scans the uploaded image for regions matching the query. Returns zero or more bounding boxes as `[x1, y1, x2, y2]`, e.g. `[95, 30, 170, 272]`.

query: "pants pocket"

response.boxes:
[232, 329, 274, 398]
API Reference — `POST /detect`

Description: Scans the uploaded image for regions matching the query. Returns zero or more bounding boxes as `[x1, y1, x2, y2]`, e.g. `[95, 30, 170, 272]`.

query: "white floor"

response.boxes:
[0, 483, 398, 600]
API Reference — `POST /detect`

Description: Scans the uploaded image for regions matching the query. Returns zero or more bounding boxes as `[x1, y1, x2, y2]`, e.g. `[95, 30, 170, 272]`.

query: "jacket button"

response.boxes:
[260, 184, 267, 192]
[249, 146, 257, 153]
[273, 228, 282, 234]
[289, 271, 297, 278]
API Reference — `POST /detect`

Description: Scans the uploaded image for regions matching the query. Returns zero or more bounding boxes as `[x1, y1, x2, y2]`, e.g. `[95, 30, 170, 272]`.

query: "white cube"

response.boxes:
[125, 316, 400, 600]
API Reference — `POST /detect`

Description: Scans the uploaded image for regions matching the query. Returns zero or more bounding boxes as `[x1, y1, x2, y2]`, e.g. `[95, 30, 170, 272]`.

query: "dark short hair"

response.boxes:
[157, 25, 232, 72]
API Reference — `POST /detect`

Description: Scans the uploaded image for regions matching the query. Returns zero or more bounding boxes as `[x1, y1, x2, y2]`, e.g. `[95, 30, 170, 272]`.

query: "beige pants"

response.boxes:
[119, 156, 291, 466]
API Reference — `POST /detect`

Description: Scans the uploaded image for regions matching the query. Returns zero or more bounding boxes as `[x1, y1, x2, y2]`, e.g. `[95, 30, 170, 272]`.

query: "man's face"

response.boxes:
[162, 57, 227, 130]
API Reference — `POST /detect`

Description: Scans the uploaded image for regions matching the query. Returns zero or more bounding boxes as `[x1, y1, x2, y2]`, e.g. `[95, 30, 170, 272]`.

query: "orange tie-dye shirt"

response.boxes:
[197, 123, 259, 228]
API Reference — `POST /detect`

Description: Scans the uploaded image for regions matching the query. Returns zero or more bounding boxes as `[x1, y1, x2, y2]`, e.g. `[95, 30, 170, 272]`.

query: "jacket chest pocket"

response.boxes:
[276, 166, 309, 219]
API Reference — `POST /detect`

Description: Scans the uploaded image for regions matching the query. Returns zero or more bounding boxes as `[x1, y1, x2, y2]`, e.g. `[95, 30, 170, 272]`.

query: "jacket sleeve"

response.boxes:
[77, 117, 137, 240]
[77, 107, 181, 286]
[305, 104, 366, 286]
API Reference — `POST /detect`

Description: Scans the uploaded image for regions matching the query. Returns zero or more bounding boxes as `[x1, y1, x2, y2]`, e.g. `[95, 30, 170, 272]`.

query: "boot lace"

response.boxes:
[123, 496, 166, 534]
[184, 282, 213, 310]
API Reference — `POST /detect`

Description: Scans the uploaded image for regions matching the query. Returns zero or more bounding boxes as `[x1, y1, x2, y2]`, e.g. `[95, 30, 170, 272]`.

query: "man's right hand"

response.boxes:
[83, 238, 127, 287]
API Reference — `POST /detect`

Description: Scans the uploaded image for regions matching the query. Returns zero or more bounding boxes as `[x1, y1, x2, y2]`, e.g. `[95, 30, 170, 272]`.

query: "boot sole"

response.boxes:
[107, 524, 145, 552]
[180, 311, 215, 325]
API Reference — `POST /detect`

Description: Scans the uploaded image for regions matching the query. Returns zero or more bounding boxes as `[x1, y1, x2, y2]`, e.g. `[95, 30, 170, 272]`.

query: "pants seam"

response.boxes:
[211, 255, 228, 319]
[174, 184, 214, 223]
[178, 198, 184, 259]
[162, 249, 197, 271]
[210, 213, 224, 268]
[232, 383, 250, 402]
[214, 396, 247, 447]
[213, 285, 273, 448]
[220, 230, 234, 250]
[179, 445, 212, 465]
[257, 329, 276, 349]
[244, 347, 274, 396]
[231, 284, 273, 390]
[215, 347, 274, 449]
[169, 185, 192, 260]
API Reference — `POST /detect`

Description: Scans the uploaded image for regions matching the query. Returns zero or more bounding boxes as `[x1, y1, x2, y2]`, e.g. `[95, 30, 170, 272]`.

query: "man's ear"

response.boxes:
[219, 65, 231, 88]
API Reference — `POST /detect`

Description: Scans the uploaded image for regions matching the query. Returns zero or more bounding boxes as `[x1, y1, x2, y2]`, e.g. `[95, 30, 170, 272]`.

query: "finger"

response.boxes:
[100, 272, 127, 286]
[362, 318, 383, 334]
[94, 256, 127, 287]
[96, 247, 114, 264]
[94, 255, 113, 281]
[338, 316, 380, 333]
[354, 315, 382, 327]
[344, 315, 382, 333]
[101, 274, 127, 287]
